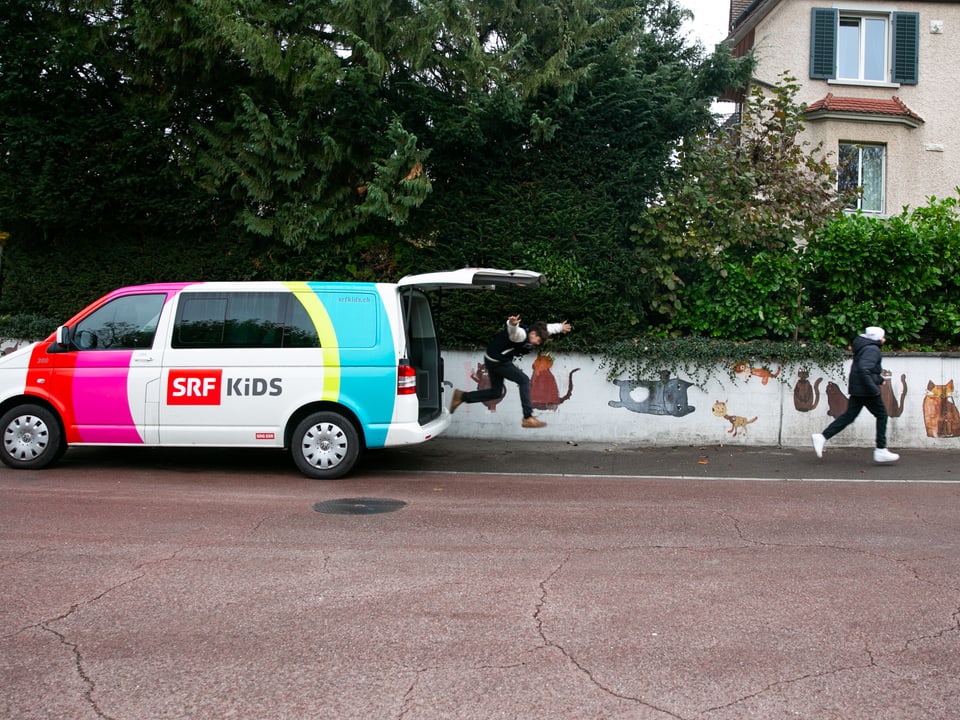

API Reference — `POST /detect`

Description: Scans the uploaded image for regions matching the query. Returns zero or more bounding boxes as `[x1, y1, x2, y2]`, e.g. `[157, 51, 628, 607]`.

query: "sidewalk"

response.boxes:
[361, 436, 960, 482]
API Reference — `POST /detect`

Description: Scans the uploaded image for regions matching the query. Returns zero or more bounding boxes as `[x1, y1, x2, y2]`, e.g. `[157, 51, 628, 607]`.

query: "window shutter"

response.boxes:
[810, 8, 837, 80]
[892, 12, 919, 85]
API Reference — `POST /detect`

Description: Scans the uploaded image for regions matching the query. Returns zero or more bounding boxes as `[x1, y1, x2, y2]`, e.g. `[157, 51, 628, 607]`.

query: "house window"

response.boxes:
[839, 143, 885, 214]
[838, 16, 886, 82]
[811, 9, 919, 84]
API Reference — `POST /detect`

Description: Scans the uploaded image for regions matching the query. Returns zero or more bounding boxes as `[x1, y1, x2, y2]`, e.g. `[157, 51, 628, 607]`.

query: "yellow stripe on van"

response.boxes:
[284, 282, 340, 400]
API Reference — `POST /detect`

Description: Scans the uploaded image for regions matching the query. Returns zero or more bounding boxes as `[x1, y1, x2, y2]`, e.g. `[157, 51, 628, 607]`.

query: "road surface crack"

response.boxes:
[534, 554, 687, 719]
[39, 616, 116, 720]
[24, 547, 188, 719]
[703, 659, 876, 715]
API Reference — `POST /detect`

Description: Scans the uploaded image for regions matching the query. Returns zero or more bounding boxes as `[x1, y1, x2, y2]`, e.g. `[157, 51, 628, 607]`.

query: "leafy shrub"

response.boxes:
[803, 195, 959, 347]
[0, 313, 59, 342]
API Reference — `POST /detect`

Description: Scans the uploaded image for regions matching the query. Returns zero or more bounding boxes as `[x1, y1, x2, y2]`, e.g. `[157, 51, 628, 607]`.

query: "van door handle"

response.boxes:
[132, 356, 156, 363]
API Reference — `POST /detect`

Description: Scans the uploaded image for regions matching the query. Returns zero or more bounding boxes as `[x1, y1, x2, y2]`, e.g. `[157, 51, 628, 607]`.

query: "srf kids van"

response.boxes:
[0, 269, 543, 478]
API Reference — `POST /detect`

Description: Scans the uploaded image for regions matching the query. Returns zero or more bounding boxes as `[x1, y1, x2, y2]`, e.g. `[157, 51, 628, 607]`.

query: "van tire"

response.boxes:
[0, 404, 64, 470]
[292, 411, 360, 479]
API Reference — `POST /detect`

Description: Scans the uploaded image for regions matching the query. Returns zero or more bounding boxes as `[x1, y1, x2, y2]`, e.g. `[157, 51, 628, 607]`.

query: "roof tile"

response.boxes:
[805, 93, 924, 122]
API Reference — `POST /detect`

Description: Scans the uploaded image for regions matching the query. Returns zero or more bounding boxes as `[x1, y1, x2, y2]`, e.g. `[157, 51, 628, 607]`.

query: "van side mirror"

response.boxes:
[56, 326, 70, 347]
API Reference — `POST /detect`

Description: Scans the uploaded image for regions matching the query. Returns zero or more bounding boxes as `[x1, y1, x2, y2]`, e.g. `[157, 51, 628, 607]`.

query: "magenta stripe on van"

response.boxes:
[71, 350, 144, 443]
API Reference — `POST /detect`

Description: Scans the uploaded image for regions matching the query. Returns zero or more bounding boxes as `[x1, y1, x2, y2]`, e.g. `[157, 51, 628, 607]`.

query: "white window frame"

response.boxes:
[839, 142, 886, 215]
[836, 13, 889, 83]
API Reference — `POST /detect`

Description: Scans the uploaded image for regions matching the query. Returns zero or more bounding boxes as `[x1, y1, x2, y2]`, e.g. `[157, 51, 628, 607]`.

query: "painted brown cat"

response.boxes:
[923, 380, 960, 438]
[530, 354, 579, 411]
[825, 381, 848, 418]
[470, 363, 506, 411]
[733, 361, 781, 385]
[880, 370, 907, 418]
[793, 370, 822, 412]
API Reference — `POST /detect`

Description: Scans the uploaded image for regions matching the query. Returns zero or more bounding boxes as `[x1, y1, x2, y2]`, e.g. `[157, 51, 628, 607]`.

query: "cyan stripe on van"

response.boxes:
[287, 282, 398, 448]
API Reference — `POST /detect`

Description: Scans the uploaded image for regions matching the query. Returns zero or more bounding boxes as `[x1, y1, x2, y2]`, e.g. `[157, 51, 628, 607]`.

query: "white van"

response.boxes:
[0, 269, 542, 478]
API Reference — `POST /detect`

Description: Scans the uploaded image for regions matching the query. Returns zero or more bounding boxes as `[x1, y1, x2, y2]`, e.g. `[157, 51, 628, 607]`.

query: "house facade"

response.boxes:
[726, 0, 960, 215]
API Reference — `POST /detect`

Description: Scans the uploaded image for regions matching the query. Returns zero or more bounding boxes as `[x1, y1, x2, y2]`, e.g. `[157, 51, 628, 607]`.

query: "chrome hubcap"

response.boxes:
[300, 422, 347, 469]
[4, 414, 50, 460]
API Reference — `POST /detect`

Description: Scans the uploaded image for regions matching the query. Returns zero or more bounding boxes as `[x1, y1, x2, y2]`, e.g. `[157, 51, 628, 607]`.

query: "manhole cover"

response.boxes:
[313, 497, 407, 515]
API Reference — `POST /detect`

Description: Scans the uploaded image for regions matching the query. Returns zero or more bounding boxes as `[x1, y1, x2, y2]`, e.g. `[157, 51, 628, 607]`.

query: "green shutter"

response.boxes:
[810, 8, 837, 80]
[892, 12, 919, 85]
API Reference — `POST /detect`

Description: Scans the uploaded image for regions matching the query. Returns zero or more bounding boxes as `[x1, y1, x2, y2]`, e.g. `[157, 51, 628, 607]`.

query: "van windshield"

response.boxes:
[72, 293, 166, 351]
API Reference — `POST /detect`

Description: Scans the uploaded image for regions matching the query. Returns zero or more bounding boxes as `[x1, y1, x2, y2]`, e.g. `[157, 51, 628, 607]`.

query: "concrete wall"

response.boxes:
[443, 350, 960, 450]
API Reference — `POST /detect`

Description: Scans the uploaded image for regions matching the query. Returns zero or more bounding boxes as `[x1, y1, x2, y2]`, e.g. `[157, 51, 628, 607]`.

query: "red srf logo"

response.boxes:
[167, 369, 222, 405]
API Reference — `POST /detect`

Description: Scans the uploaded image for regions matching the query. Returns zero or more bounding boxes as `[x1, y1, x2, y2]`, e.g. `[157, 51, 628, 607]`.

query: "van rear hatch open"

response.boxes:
[397, 268, 545, 425]
[398, 268, 545, 291]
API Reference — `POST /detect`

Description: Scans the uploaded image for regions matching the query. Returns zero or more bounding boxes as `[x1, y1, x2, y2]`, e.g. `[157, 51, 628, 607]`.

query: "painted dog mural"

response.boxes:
[712, 399, 758, 437]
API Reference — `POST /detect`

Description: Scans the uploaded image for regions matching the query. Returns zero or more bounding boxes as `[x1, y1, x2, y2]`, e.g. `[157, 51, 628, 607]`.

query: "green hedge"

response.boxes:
[1, 195, 957, 363]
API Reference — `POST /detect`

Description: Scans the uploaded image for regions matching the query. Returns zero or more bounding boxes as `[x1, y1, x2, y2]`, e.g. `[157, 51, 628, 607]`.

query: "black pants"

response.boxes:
[822, 394, 888, 448]
[461, 360, 533, 419]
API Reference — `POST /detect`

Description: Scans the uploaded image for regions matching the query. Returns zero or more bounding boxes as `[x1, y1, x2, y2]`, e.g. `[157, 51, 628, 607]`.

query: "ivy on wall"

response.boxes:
[592, 336, 847, 387]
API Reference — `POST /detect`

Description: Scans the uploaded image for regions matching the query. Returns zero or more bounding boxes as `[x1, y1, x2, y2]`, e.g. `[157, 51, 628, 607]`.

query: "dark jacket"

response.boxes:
[848, 335, 884, 396]
[484, 325, 536, 365]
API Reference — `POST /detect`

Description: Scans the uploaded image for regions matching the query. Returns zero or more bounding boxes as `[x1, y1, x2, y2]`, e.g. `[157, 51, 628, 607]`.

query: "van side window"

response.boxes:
[284, 297, 321, 348]
[173, 292, 320, 349]
[73, 293, 166, 351]
[176, 296, 227, 346]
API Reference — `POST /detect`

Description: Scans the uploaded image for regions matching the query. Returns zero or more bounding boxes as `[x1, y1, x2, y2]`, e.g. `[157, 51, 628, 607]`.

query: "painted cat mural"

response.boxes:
[923, 380, 960, 438]
[530, 354, 579, 411]
[826, 373, 907, 419]
[609, 373, 696, 417]
[880, 370, 907, 418]
[826, 381, 848, 418]
[793, 370, 822, 412]
[469, 363, 506, 412]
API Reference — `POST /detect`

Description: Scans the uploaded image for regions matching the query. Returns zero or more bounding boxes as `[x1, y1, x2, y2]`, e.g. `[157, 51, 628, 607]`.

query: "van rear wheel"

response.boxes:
[292, 411, 360, 479]
[0, 404, 63, 470]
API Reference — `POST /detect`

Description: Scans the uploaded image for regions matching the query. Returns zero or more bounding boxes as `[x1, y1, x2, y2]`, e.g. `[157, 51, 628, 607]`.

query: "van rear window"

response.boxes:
[316, 292, 378, 348]
[173, 292, 321, 349]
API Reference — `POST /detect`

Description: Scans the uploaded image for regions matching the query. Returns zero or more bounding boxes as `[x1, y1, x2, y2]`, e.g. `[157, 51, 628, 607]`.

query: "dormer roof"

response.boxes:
[805, 93, 925, 127]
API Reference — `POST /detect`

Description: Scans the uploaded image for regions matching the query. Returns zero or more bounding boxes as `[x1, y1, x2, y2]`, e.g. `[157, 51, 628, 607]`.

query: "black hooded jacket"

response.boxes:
[484, 325, 537, 364]
[848, 335, 885, 397]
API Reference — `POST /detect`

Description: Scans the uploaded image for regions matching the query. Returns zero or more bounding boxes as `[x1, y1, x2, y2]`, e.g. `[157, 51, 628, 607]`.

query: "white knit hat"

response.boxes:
[862, 326, 885, 342]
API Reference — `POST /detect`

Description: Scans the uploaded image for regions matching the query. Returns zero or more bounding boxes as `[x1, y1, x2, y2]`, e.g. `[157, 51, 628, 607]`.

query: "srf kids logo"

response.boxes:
[167, 369, 222, 405]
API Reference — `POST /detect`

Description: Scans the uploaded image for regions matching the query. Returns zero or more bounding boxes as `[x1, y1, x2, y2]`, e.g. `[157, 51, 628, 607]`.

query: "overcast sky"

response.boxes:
[679, 0, 731, 48]
[679, 1, 737, 111]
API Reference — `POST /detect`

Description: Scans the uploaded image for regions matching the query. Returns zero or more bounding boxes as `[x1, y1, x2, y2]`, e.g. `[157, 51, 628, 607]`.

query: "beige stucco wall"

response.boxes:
[745, 0, 960, 214]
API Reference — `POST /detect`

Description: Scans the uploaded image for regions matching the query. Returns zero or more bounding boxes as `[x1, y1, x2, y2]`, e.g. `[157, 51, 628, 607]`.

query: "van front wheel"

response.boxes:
[0, 404, 63, 470]
[292, 411, 360, 479]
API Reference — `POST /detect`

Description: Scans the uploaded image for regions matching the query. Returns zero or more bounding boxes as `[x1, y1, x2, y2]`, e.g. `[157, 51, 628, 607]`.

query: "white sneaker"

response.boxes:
[811, 433, 826, 458]
[874, 448, 900, 463]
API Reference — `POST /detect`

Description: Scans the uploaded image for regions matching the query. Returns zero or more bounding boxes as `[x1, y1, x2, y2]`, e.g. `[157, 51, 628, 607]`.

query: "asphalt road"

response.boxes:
[2, 439, 959, 720]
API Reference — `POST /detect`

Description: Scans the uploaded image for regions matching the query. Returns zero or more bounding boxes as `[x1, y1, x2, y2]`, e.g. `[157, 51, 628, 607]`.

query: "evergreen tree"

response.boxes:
[0, 0, 748, 335]
[400, 1, 749, 341]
